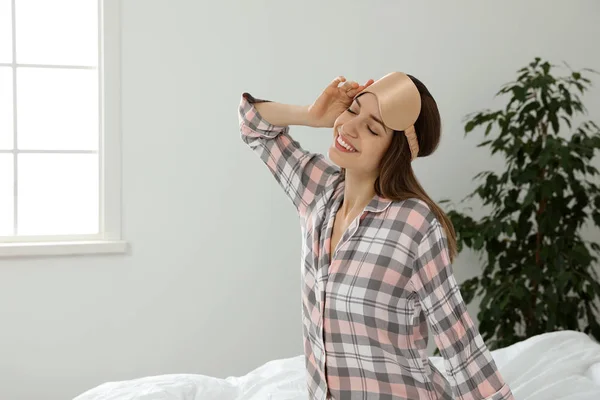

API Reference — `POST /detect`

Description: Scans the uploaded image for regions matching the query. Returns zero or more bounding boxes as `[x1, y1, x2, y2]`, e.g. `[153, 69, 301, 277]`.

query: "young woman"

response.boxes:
[238, 72, 515, 400]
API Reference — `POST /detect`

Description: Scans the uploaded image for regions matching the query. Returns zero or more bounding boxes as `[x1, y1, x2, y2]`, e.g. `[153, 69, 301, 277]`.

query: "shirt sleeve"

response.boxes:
[238, 92, 340, 216]
[409, 220, 516, 400]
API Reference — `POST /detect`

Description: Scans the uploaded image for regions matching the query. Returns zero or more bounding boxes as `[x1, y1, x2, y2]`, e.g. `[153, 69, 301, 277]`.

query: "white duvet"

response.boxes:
[74, 330, 600, 400]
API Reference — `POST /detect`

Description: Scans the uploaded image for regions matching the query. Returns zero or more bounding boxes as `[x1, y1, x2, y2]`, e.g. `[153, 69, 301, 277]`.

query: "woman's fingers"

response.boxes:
[328, 77, 373, 90]
[321, 76, 346, 97]
[340, 81, 359, 97]
[344, 79, 373, 98]
[353, 79, 374, 93]
[327, 76, 346, 90]
[324, 76, 373, 101]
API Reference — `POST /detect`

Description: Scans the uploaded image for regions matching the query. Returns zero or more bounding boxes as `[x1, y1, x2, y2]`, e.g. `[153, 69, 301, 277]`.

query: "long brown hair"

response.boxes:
[374, 74, 457, 262]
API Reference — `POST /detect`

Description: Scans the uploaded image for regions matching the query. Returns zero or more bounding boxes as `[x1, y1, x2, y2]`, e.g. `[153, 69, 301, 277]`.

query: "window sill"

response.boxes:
[0, 240, 129, 258]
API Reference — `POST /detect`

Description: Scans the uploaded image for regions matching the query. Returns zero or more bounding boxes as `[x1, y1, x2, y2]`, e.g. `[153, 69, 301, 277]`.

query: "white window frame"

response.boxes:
[0, 0, 127, 258]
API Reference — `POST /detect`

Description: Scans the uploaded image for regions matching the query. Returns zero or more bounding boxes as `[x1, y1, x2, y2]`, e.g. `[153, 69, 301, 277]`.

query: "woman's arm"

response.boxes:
[238, 92, 339, 216]
[409, 219, 515, 400]
[237, 77, 372, 216]
[252, 101, 313, 127]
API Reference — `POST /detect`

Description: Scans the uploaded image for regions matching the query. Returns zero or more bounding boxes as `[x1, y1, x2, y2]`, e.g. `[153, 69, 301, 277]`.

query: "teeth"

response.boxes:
[337, 135, 356, 152]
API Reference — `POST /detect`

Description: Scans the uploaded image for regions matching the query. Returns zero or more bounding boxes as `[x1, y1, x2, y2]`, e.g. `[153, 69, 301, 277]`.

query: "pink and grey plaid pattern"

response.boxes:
[239, 93, 515, 400]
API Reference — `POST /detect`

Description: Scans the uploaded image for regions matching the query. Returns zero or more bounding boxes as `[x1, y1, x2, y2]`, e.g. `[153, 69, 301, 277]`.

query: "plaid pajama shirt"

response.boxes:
[238, 92, 515, 400]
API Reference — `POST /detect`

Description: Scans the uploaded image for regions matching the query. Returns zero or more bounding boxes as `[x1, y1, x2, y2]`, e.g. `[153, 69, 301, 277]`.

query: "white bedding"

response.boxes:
[74, 330, 600, 400]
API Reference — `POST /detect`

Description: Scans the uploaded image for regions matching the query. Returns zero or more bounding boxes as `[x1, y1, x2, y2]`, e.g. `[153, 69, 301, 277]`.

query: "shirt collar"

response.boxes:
[364, 194, 393, 213]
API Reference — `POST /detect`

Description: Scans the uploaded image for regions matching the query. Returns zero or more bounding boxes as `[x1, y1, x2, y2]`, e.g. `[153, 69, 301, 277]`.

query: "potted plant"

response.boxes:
[442, 57, 600, 349]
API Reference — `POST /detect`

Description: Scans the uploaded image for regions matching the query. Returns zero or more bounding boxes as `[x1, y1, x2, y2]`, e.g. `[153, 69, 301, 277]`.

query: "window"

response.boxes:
[0, 0, 126, 257]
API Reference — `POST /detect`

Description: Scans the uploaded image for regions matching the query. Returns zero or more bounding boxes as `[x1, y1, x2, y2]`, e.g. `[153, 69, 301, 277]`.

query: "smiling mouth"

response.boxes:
[334, 129, 358, 153]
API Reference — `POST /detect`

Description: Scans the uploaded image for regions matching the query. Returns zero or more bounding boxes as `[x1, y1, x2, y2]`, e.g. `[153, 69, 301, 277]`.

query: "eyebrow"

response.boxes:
[355, 97, 386, 129]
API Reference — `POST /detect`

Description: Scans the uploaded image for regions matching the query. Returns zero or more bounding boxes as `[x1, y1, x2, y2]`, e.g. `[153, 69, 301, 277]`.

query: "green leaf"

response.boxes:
[542, 62, 551, 75]
[506, 222, 514, 237]
[474, 235, 485, 250]
[465, 120, 476, 133]
[523, 190, 536, 207]
[524, 100, 540, 113]
[593, 212, 600, 228]
[549, 113, 560, 134]
[520, 169, 538, 184]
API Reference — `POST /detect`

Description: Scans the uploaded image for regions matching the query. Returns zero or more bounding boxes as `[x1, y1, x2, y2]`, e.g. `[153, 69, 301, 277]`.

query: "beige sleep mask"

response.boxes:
[357, 72, 421, 160]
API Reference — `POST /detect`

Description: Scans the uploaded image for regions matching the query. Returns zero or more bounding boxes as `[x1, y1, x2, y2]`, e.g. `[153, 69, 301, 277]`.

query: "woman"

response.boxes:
[238, 72, 515, 400]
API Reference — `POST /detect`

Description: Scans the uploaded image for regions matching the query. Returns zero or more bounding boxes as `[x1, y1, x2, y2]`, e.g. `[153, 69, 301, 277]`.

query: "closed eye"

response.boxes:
[346, 108, 379, 136]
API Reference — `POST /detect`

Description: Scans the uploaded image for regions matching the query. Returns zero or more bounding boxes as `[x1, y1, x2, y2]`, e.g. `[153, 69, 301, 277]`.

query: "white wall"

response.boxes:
[1, 1, 599, 399]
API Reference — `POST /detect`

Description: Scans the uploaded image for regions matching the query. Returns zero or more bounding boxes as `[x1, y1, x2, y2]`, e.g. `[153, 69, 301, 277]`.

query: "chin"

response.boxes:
[328, 146, 351, 169]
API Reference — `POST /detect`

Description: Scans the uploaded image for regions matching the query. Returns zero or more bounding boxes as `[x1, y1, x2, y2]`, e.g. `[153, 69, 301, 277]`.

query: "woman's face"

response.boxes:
[328, 93, 394, 176]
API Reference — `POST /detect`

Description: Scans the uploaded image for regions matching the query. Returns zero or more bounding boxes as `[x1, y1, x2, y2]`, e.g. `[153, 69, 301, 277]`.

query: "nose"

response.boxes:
[340, 120, 359, 138]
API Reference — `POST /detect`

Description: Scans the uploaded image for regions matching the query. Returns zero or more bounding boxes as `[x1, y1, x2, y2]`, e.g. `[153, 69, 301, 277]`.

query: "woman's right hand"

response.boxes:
[307, 76, 374, 128]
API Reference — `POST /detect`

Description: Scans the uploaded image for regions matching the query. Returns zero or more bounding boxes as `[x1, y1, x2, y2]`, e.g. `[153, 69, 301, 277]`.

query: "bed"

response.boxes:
[73, 330, 600, 400]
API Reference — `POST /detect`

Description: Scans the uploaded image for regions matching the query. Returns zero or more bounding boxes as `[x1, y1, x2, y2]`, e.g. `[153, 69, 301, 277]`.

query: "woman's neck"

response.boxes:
[339, 170, 377, 219]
